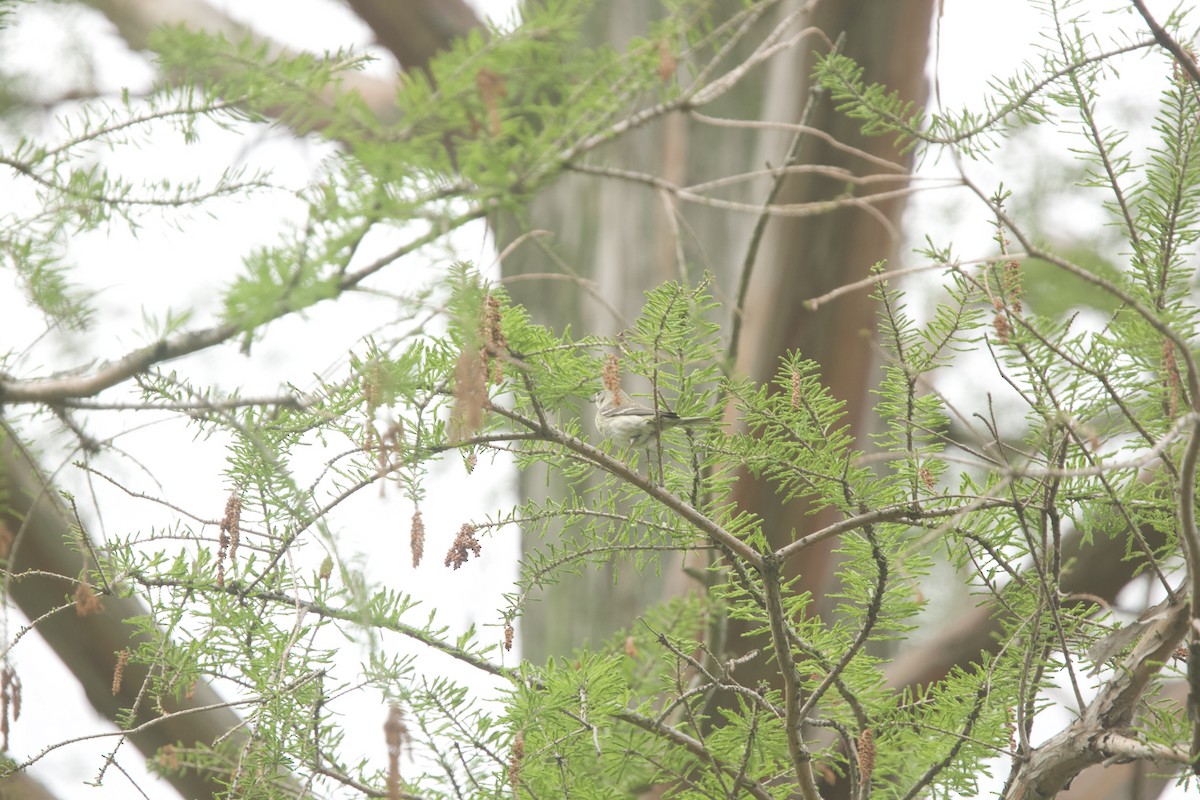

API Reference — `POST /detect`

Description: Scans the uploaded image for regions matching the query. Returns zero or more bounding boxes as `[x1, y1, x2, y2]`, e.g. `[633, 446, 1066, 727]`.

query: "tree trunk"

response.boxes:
[498, 0, 937, 664]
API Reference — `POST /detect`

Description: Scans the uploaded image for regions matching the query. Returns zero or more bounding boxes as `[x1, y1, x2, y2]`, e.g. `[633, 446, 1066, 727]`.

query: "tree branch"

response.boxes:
[1003, 601, 1189, 800]
[82, 0, 402, 119]
[1130, 0, 1200, 85]
[0, 422, 304, 798]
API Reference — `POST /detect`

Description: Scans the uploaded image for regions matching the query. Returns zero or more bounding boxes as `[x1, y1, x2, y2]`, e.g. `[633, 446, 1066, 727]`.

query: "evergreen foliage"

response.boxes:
[1, 1, 1198, 798]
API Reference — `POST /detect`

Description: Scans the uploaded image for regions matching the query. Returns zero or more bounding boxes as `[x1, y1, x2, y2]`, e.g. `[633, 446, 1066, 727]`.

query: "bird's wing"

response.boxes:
[601, 406, 680, 420]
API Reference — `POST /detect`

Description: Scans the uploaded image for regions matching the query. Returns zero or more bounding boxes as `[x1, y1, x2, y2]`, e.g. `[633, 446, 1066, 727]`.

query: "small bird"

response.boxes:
[593, 387, 710, 448]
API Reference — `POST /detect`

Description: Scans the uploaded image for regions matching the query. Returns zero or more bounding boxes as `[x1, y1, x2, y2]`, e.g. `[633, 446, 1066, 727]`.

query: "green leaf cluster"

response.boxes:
[5, 1, 1200, 799]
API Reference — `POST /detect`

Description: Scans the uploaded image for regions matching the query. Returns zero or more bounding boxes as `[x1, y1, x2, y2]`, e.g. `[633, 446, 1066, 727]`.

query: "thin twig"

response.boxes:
[729, 32, 845, 369]
[804, 252, 1015, 310]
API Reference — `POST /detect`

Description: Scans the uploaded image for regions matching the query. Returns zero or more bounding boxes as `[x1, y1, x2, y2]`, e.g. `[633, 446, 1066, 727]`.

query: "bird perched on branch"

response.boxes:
[593, 387, 710, 448]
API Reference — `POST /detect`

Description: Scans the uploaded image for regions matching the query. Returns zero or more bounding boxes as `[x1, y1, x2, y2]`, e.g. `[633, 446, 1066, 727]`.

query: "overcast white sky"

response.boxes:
[0, 1, 1192, 798]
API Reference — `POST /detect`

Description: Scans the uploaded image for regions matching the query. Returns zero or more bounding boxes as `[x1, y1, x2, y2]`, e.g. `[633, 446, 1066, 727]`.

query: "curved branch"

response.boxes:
[1003, 602, 1188, 800]
[344, 0, 483, 72]
[0, 205, 486, 404]
[0, 422, 302, 798]
[1131, 0, 1200, 85]
[82, 0, 402, 119]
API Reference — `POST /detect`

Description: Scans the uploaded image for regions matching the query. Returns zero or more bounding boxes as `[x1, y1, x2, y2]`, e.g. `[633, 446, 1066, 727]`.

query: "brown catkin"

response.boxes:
[158, 744, 179, 771]
[1164, 339, 1182, 417]
[445, 524, 482, 570]
[450, 345, 487, 442]
[1004, 258, 1023, 312]
[75, 580, 101, 616]
[475, 69, 506, 137]
[384, 704, 407, 800]
[993, 312, 1010, 344]
[508, 731, 525, 791]
[112, 649, 130, 695]
[857, 728, 875, 782]
[481, 293, 507, 385]
[221, 492, 242, 562]
[411, 510, 426, 569]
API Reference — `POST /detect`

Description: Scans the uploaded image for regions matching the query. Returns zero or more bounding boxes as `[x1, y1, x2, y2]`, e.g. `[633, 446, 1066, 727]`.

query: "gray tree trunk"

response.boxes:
[501, 0, 937, 662]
